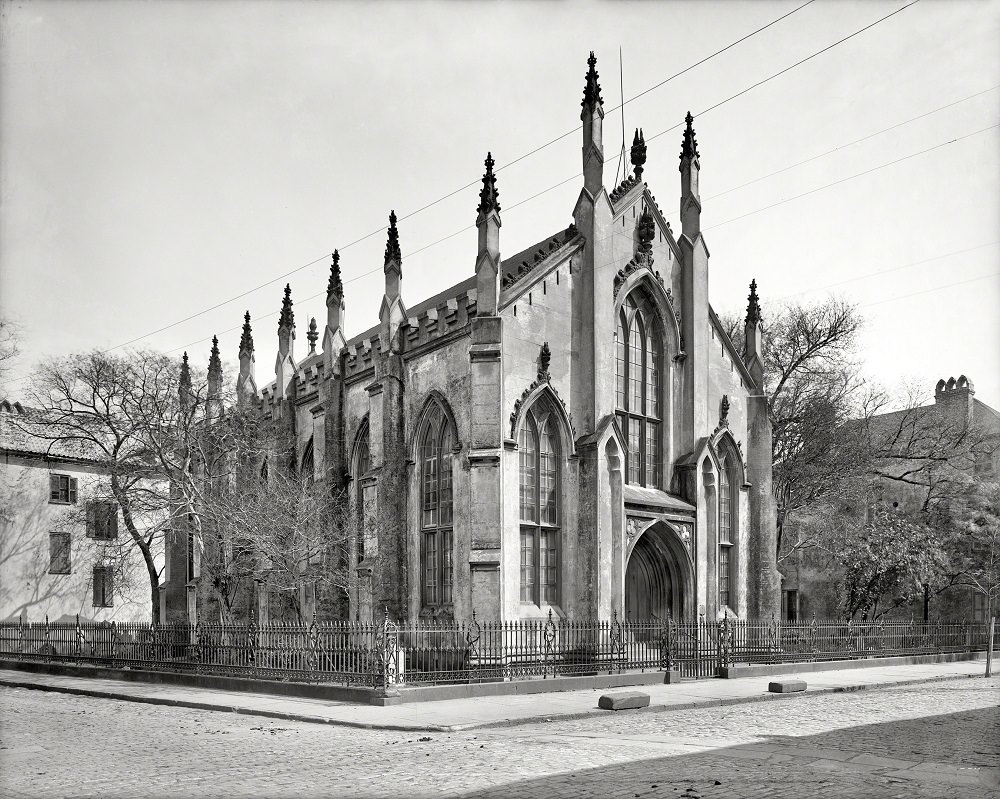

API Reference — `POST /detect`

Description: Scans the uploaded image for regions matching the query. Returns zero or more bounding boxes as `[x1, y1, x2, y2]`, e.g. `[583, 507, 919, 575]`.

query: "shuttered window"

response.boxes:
[49, 474, 78, 504]
[48, 533, 71, 574]
[92, 565, 114, 607]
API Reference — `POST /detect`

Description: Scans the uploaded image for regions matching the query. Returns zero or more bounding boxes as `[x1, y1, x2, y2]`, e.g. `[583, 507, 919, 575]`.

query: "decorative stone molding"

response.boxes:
[626, 518, 639, 540]
[609, 174, 640, 204]
[630, 128, 647, 182]
[509, 378, 576, 441]
[501, 224, 579, 290]
[538, 342, 551, 382]
[673, 522, 693, 554]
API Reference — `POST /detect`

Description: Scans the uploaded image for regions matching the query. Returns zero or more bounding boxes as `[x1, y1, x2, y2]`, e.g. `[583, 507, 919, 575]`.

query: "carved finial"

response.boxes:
[630, 128, 647, 181]
[278, 284, 294, 330]
[476, 152, 501, 218]
[581, 51, 603, 111]
[179, 351, 191, 392]
[240, 311, 254, 356]
[327, 250, 344, 302]
[384, 210, 402, 270]
[680, 111, 700, 161]
[208, 335, 221, 376]
[539, 341, 551, 381]
[307, 317, 318, 355]
[637, 205, 655, 258]
[721, 394, 730, 423]
[746, 279, 761, 326]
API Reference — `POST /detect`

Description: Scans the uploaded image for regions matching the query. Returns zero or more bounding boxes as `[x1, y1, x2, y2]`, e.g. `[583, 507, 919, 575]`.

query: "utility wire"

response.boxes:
[774, 241, 1000, 301]
[704, 124, 998, 231]
[862, 272, 1000, 307]
[97, 0, 821, 355]
[644, 0, 924, 147]
[703, 84, 999, 204]
[26, 0, 925, 366]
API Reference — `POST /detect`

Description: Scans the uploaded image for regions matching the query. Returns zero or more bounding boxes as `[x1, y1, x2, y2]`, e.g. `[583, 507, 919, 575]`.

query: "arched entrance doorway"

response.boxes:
[624, 522, 693, 621]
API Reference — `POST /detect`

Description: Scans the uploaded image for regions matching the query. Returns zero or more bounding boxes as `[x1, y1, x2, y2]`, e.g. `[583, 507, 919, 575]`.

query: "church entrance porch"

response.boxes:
[624, 521, 694, 621]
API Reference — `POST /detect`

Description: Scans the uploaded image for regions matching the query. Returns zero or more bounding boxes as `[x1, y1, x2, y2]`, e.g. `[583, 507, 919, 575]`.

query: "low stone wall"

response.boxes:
[717, 650, 990, 679]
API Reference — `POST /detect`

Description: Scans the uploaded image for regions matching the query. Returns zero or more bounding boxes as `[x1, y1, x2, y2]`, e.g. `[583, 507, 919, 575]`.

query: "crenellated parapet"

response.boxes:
[343, 337, 380, 380]
[404, 288, 478, 349]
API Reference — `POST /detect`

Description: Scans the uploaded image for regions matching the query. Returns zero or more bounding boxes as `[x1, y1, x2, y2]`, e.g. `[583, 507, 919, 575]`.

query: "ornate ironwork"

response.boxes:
[373, 607, 400, 688]
[766, 611, 779, 654]
[609, 609, 624, 674]
[74, 614, 83, 662]
[0, 616, 989, 687]
[306, 611, 320, 680]
[465, 610, 482, 681]
[660, 615, 676, 671]
[542, 609, 557, 678]
[717, 615, 733, 668]
[110, 621, 119, 664]
[192, 622, 204, 668]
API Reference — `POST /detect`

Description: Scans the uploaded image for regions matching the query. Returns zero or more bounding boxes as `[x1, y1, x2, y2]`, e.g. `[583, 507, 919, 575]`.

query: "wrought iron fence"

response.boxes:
[0, 612, 990, 688]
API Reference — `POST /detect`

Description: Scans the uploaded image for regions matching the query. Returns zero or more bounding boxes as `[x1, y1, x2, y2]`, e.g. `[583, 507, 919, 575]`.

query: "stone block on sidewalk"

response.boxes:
[598, 691, 650, 710]
[768, 679, 806, 693]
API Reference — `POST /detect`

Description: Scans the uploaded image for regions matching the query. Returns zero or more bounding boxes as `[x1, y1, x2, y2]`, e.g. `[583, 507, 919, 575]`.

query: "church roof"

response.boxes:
[340, 227, 575, 351]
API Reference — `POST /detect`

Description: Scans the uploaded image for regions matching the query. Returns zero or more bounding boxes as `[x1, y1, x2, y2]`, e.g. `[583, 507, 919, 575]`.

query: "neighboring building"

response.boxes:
[780, 376, 1000, 622]
[164, 53, 780, 625]
[0, 400, 153, 622]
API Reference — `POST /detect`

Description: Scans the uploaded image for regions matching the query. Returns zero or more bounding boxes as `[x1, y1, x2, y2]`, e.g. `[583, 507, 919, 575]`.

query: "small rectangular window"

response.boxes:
[519, 529, 535, 602]
[973, 592, 986, 622]
[49, 474, 78, 504]
[48, 532, 71, 574]
[719, 546, 731, 609]
[87, 501, 119, 540]
[92, 565, 114, 607]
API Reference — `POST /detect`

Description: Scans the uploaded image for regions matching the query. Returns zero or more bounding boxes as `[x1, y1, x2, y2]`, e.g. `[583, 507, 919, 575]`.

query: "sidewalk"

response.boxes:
[0, 656, 994, 733]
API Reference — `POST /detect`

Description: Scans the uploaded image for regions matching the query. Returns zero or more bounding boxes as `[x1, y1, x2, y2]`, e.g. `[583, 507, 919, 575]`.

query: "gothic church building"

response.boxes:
[165, 53, 780, 625]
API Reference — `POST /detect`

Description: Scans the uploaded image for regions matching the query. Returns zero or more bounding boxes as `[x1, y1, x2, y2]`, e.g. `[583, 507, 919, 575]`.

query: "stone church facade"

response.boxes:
[164, 53, 780, 625]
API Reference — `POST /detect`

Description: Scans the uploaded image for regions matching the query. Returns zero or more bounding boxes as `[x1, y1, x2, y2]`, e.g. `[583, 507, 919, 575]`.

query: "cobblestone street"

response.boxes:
[2, 677, 998, 798]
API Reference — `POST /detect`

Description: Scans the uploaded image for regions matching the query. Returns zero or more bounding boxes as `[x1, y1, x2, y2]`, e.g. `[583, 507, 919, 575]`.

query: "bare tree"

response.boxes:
[24, 351, 177, 622]
[724, 297, 882, 557]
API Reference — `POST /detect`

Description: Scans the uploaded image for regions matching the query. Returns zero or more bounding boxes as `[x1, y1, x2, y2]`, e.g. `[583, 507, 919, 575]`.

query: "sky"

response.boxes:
[1, 0, 998, 409]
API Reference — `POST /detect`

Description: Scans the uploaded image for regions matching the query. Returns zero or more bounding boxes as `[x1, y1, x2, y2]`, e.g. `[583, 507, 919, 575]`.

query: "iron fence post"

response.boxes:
[465, 610, 481, 682]
[542, 609, 556, 679]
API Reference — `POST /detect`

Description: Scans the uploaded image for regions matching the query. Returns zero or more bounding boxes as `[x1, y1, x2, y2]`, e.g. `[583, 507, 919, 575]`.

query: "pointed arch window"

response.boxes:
[718, 452, 736, 610]
[519, 402, 560, 605]
[354, 423, 371, 563]
[616, 290, 663, 487]
[301, 438, 315, 484]
[420, 402, 454, 609]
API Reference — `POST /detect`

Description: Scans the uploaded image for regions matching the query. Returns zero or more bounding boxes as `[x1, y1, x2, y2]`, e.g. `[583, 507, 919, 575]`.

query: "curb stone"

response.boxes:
[0, 668, 988, 733]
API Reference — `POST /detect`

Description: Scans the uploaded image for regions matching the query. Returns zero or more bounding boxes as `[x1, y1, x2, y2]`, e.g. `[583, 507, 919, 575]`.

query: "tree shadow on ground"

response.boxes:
[451, 706, 1000, 799]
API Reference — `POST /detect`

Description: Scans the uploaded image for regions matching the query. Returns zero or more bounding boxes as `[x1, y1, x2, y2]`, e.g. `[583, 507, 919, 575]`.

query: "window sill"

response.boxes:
[48, 570, 71, 576]
[518, 603, 566, 621]
[48, 500, 74, 506]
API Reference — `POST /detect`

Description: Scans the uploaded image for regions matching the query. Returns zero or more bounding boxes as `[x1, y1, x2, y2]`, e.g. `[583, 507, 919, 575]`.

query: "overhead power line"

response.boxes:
[96, 0, 823, 354]
[21, 0, 925, 367]
[704, 123, 999, 231]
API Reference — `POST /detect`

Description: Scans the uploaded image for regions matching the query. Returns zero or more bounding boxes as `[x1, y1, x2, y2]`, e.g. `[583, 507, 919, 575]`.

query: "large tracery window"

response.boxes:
[519, 402, 560, 605]
[420, 402, 454, 609]
[354, 424, 371, 563]
[616, 290, 663, 488]
[718, 453, 734, 610]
